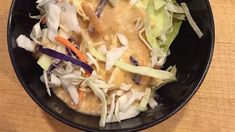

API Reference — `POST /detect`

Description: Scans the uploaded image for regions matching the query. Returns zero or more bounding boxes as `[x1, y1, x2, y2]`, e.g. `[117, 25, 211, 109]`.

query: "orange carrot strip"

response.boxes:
[55, 36, 87, 62]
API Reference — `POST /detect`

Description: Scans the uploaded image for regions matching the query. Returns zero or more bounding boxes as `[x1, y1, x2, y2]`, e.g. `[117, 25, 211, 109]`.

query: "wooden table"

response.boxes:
[0, 0, 235, 131]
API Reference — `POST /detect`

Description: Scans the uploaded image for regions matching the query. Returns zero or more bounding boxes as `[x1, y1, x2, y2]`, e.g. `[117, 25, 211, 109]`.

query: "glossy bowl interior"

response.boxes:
[7, 0, 214, 131]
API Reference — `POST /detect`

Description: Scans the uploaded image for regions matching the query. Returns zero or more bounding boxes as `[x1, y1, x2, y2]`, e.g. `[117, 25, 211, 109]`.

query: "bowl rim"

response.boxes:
[7, 0, 215, 131]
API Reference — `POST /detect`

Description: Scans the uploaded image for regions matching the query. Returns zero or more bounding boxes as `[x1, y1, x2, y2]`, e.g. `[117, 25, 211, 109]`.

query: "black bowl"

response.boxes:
[7, 0, 214, 131]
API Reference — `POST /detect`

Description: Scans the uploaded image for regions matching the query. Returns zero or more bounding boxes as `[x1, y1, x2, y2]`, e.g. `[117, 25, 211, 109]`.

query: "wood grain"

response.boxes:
[0, 0, 235, 132]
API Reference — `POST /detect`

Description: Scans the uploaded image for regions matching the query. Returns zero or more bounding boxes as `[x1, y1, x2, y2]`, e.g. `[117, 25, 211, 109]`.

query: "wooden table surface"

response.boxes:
[1, 0, 235, 132]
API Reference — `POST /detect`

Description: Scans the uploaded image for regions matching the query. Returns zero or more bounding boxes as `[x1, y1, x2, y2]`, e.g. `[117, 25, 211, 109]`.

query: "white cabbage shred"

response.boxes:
[60, 71, 83, 104]
[43, 70, 51, 96]
[181, 3, 203, 38]
[119, 83, 132, 91]
[87, 80, 107, 127]
[148, 97, 158, 109]
[46, 3, 61, 41]
[116, 33, 128, 46]
[36, 0, 50, 7]
[106, 94, 116, 122]
[58, 2, 80, 32]
[105, 46, 127, 70]
[118, 105, 140, 121]
[16, 35, 36, 52]
[30, 23, 42, 43]
[52, 62, 74, 76]
[150, 47, 167, 67]
[131, 89, 144, 100]
[86, 52, 100, 71]
[106, 34, 128, 70]
[29, 13, 41, 20]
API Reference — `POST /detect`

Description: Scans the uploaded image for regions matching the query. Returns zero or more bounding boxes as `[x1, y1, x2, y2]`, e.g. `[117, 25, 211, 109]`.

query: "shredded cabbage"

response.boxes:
[87, 45, 176, 80]
[115, 61, 176, 80]
[118, 105, 140, 121]
[93, 79, 115, 89]
[106, 93, 116, 122]
[36, 0, 50, 7]
[52, 62, 74, 76]
[61, 71, 83, 104]
[165, 3, 184, 13]
[119, 83, 132, 91]
[150, 47, 167, 67]
[105, 46, 127, 71]
[173, 13, 186, 20]
[46, 3, 61, 41]
[16, 35, 36, 52]
[30, 23, 42, 43]
[43, 70, 51, 96]
[115, 90, 125, 96]
[148, 97, 158, 109]
[131, 89, 144, 100]
[181, 3, 203, 38]
[145, 0, 173, 48]
[138, 87, 151, 111]
[86, 52, 100, 71]
[121, 92, 138, 112]
[29, 13, 41, 20]
[88, 44, 106, 62]
[154, 0, 166, 11]
[87, 81, 107, 127]
[57, 2, 80, 32]
[16, 0, 205, 128]
[110, 104, 140, 123]
[116, 33, 128, 46]
[119, 94, 128, 112]
[67, 85, 79, 104]
[141, 0, 186, 67]
[162, 20, 182, 52]
[115, 92, 141, 122]
[61, 71, 83, 85]
[40, 73, 61, 88]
